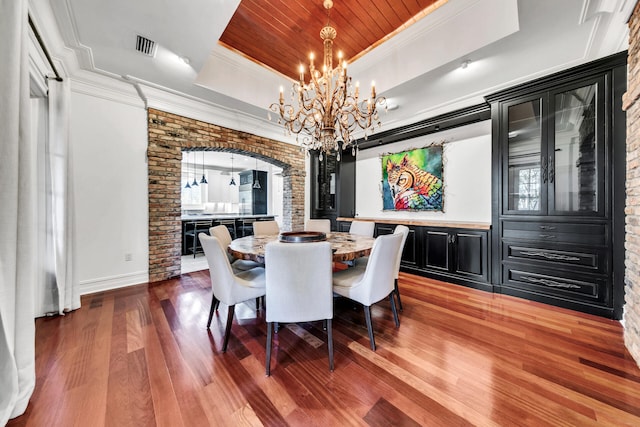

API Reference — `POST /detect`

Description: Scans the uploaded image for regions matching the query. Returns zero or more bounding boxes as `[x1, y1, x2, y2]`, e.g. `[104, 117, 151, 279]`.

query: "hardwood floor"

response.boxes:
[8, 271, 640, 426]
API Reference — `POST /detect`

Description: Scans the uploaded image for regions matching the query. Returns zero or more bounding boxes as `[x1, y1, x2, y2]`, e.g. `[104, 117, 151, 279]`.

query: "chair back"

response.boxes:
[265, 241, 333, 323]
[199, 233, 238, 304]
[253, 220, 280, 236]
[358, 233, 403, 304]
[393, 225, 410, 279]
[349, 220, 375, 237]
[305, 219, 331, 233]
[210, 224, 232, 247]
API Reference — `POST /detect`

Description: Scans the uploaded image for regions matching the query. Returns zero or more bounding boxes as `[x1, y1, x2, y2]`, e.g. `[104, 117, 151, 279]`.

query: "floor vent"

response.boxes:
[135, 35, 157, 57]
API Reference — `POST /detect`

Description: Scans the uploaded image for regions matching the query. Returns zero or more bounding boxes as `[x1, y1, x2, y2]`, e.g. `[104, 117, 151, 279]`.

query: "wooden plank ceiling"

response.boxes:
[219, 0, 448, 81]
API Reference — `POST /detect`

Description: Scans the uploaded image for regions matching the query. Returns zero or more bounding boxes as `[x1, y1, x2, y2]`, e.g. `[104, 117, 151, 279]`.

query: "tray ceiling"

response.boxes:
[219, 0, 446, 80]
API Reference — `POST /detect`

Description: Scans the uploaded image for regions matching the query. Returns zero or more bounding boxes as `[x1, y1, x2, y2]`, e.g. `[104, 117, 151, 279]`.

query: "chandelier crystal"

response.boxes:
[268, 0, 386, 161]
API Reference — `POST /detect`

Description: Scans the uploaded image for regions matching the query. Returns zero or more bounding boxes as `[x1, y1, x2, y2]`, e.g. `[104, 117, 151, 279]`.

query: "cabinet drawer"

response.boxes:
[502, 242, 607, 273]
[502, 264, 607, 304]
[502, 221, 606, 245]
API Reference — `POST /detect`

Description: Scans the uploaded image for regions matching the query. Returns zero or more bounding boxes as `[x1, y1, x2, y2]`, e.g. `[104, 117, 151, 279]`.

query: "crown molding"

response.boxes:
[138, 82, 297, 144]
[70, 70, 145, 108]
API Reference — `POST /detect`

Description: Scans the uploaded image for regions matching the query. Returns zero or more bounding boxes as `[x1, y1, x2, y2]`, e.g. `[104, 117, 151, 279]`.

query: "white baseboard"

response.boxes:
[80, 271, 149, 296]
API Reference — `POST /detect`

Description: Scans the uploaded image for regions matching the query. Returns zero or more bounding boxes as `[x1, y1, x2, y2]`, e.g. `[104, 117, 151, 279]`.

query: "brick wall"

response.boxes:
[623, 1, 640, 367]
[147, 108, 305, 282]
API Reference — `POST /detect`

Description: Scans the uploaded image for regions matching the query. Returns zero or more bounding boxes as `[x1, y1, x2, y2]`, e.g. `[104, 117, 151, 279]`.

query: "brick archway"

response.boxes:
[147, 108, 305, 282]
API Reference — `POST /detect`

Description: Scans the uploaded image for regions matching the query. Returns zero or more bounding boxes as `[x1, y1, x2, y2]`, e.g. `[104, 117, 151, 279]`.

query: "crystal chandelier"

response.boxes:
[268, 0, 386, 161]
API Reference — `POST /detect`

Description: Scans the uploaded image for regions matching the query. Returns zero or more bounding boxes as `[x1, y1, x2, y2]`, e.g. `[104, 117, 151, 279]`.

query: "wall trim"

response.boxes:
[79, 271, 149, 296]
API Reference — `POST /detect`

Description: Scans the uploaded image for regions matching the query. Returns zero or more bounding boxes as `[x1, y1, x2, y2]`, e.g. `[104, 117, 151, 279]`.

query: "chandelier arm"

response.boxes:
[268, 1, 386, 159]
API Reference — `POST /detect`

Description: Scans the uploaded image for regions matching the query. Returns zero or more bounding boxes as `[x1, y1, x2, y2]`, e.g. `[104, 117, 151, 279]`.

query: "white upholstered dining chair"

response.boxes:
[264, 240, 334, 375]
[332, 232, 403, 351]
[349, 220, 375, 237]
[209, 225, 261, 272]
[199, 233, 266, 352]
[305, 219, 331, 233]
[390, 225, 410, 311]
[253, 220, 280, 236]
[350, 225, 410, 311]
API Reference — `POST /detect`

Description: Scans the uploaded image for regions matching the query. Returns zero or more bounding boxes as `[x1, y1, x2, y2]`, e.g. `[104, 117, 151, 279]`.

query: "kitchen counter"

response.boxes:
[181, 214, 276, 255]
[181, 213, 275, 221]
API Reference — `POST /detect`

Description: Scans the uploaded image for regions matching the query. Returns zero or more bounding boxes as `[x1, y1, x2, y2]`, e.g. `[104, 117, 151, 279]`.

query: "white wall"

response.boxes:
[355, 120, 492, 224]
[69, 84, 149, 293]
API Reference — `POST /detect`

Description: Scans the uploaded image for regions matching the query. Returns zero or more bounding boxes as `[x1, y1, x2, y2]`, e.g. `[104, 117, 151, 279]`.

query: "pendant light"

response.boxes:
[184, 151, 191, 189]
[191, 151, 199, 187]
[229, 154, 236, 186]
[200, 151, 208, 184]
[252, 158, 261, 189]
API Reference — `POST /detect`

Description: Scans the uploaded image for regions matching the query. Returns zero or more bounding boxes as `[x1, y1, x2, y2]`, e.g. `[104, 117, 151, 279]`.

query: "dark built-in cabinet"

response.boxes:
[310, 150, 355, 230]
[329, 54, 625, 319]
[338, 220, 491, 291]
[422, 228, 490, 287]
[486, 52, 627, 319]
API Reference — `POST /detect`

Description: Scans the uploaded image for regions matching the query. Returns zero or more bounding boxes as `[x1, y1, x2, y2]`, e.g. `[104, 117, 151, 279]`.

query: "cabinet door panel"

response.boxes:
[374, 224, 395, 236]
[549, 78, 605, 216]
[504, 96, 546, 214]
[424, 231, 450, 271]
[402, 228, 418, 267]
[455, 233, 484, 276]
[337, 221, 351, 232]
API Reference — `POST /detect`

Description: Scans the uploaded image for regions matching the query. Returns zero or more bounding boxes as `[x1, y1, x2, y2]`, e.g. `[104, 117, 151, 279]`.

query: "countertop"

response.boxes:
[337, 217, 491, 230]
[181, 213, 275, 221]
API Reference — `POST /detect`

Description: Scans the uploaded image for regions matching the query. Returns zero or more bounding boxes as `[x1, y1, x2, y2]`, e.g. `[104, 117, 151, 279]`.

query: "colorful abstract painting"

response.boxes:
[381, 146, 443, 211]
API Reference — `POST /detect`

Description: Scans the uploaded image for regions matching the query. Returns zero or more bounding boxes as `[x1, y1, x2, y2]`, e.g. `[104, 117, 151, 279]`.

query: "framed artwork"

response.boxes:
[381, 146, 443, 211]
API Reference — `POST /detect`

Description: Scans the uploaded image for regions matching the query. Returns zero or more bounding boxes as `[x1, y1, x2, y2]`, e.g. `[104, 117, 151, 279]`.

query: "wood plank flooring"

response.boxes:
[8, 271, 640, 426]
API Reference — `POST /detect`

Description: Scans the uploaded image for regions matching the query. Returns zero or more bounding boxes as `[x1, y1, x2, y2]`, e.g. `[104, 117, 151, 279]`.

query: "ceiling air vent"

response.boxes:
[135, 35, 157, 57]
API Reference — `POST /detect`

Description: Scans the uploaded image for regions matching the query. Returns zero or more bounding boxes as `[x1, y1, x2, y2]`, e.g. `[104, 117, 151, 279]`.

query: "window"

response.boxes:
[516, 167, 540, 211]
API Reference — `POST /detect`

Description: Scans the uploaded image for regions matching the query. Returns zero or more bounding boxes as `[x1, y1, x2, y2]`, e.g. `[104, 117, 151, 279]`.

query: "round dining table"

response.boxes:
[228, 232, 375, 264]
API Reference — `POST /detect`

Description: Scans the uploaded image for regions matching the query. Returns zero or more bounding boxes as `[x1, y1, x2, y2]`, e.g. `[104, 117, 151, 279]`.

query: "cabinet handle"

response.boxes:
[448, 234, 456, 244]
[548, 155, 555, 183]
[520, 250, 580, 261]
[539, 225, 556, 230]
[521, 275, 580, 289]
[539, 234, 556, 239]
[541, 157, 548, 183]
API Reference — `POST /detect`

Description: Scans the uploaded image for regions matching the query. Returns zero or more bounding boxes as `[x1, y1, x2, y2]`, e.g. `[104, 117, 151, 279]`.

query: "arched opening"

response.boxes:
[147, 108, 305, 282]
[180, 149, 286, 273]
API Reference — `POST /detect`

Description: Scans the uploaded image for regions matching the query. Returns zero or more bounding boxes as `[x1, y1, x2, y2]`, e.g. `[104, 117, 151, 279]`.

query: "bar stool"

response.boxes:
[238, 218, 256, 237]
[184, 220, 212, 257]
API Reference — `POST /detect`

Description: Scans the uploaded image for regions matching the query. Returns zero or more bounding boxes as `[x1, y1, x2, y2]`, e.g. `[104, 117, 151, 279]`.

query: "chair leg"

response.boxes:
[363, 305, 376, 351]
[207, 294, 219, 328]
[395, 278, 403, 312]
[193, 232, 197, 258]
[389, 293, 400, 328]
[222, 304, 235, 352]
[327, 319, 334, 371]
[266, 322, 273, 376]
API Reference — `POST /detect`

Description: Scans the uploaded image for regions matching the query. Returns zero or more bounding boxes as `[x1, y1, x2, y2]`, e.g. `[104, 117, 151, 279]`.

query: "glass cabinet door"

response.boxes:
[549, 79, 604, 215]
[504, 97, 545, 214]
